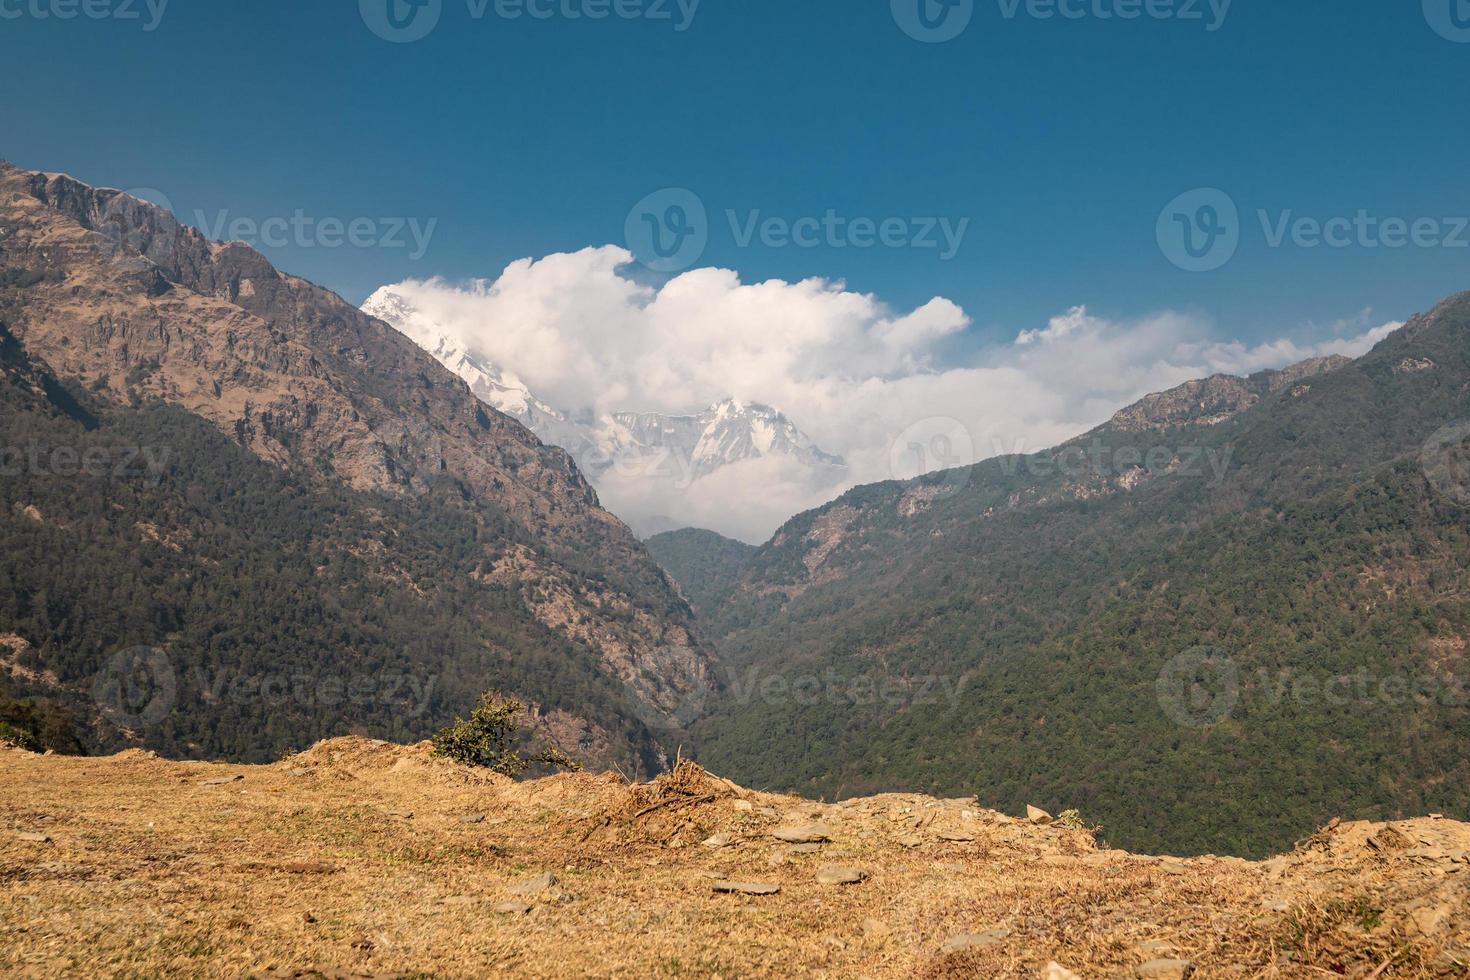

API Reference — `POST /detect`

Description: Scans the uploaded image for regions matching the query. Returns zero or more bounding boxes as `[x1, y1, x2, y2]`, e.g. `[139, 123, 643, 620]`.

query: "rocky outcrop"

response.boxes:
[1105, 355, 1351, 433]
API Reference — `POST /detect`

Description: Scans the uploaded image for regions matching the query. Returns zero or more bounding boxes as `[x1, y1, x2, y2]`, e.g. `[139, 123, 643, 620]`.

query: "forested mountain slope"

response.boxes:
[645, 528, 756, 621]
[690, 294, 1470, 856]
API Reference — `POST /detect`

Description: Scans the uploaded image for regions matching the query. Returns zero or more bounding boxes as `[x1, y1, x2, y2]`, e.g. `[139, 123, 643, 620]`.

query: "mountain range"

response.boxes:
[5, 160, 1470, 861]
[361, 286, 845, 537]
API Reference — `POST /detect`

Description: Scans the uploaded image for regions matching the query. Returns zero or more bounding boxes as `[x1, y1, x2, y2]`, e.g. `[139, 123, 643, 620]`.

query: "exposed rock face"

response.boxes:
[0, 162, 715, 755]
[1106, 355, 1350, 433]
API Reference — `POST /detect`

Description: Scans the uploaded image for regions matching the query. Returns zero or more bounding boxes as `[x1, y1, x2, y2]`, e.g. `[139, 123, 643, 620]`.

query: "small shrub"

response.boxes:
[0, 720, 40, 752]
[430, 692, 581, 777]
[1057, 808, 1103, 836]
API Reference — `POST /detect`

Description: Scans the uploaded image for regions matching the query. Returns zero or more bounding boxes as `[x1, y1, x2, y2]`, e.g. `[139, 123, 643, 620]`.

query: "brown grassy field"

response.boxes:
[1, 738, 1466, 978]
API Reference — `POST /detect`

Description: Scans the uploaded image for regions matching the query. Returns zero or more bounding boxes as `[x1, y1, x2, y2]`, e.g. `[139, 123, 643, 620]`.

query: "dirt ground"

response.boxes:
[1, 738, 1466, 978]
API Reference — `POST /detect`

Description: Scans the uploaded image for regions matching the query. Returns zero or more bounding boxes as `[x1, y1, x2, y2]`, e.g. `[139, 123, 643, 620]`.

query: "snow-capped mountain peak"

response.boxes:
[361, 286, 846, 532]
[363, 286, 576, 436]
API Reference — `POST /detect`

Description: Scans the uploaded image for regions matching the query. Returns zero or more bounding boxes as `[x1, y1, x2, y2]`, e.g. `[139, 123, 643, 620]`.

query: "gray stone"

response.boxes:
[770, 824, 832, 844]
[494, 901, 533, 915]
[713, 880, 781, 895]
[458, 813, 486, 824]
[1137, 959, 1195, 980]
[506, 872, 557, 896]
[815, 866, 867, 885]
[942, 928, 1011, 952]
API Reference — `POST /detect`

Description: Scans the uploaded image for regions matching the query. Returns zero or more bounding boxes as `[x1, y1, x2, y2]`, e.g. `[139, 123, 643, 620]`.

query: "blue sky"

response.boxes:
[2, 0, 1468, 348]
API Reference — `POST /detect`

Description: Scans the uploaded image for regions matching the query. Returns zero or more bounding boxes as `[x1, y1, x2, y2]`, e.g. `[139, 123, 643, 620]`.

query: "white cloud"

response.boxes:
[378, 248, 1399, 543]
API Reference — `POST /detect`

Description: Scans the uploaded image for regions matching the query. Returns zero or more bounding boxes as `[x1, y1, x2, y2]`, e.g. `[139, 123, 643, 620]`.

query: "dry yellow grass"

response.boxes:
[1, 738, 1466, 978]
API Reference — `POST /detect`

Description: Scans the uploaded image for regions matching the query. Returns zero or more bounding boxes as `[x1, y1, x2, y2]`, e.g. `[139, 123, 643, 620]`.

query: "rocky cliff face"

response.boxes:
[0, 162, 715, 764]
[1105, 355, 1351, 432]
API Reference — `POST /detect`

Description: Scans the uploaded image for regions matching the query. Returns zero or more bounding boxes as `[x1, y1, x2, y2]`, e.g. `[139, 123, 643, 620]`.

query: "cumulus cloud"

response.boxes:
[377, 247, 1399, 543]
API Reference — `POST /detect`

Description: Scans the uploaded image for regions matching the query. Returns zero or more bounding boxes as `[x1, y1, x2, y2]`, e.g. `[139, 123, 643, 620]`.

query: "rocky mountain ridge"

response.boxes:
[1105, 355, 1352, 432]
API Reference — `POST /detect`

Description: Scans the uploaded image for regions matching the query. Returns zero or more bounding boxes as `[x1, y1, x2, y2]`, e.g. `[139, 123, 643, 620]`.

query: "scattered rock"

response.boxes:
[897, 835, 923, 848]
[506, 872, 557, 896]
[386, 809, 414, 820]
[938, 830, 977, 842]
[458, 814, 486, 825]
[1135, 940, 1181, 957]
[713, 880, 781, 896]
[14, 831, 51, 843]
[770, 824, 832, 844]
[1044, 963, 1082, 980]
[286, 768, 313, 778]
[199, 775, 243, 786]
[814, 866, 867, 885]
[493, 901, 533, 915]
[943, 928, 1010, 952]
[1027, 805, 1053, 825]
[1137, 959, 1195, 979]
[861, 918, 891, 938]
[702, 833, 733, 848]
[731, 800, 753, 812]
